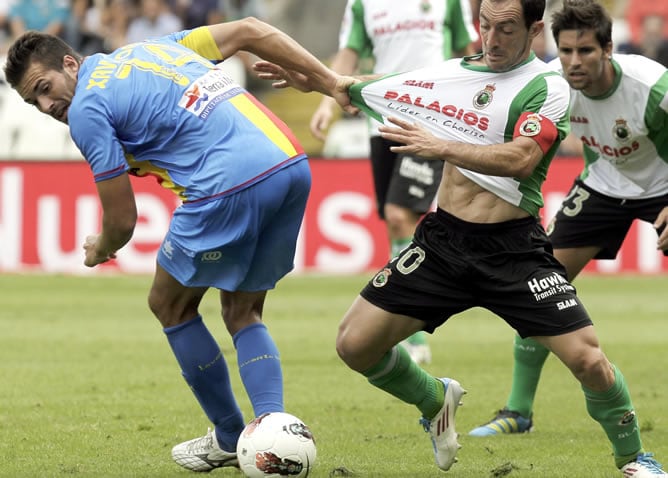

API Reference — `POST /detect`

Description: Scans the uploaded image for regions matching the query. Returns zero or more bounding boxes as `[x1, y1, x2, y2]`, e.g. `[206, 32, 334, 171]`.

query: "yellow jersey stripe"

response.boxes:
[229, 93, 302, 157]
[177, 27, 224, 61]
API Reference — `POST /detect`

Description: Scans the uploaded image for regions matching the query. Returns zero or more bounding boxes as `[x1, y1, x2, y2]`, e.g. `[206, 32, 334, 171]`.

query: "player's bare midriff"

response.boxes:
[437, 164, 531, 224]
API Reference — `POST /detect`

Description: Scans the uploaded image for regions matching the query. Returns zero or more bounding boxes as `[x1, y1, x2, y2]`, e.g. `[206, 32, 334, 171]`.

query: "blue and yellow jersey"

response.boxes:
[69, 27, 306, 204]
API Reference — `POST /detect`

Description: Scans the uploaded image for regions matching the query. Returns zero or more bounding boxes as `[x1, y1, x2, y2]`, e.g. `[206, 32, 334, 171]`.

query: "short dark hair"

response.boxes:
[4, 31, 80, 89]
[521, 0, 546, 29]
[482, 0, 546, 30]
[551, 0, 612, 48]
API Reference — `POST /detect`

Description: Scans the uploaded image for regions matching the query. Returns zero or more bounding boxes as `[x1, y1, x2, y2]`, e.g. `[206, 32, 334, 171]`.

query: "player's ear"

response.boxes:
[63, 55, 80, 75]
[529, 20, 544, 39]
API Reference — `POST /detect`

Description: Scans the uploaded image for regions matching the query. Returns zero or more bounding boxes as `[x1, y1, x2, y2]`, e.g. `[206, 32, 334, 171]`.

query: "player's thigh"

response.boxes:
[553, 246, 602, 280]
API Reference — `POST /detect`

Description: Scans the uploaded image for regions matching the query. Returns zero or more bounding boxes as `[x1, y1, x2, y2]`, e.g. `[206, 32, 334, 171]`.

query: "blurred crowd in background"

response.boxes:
[0, 0, 667, 157]
[1, 0, 667, 66]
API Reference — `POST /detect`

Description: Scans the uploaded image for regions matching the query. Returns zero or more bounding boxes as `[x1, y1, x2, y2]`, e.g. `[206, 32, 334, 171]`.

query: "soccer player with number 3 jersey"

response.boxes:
[469, 4, 668, 474]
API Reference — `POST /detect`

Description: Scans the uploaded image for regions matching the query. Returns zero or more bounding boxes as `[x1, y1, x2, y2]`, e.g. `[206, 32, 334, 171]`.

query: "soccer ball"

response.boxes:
[236, 412, 317, 478]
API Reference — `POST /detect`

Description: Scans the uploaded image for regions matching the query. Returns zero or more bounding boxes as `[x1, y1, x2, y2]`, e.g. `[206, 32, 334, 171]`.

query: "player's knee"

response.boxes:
[336, 328, 362, 371]
[147, 290, 196, 328]
[569, 348, 613, 390]
[336, 325, 378, 373]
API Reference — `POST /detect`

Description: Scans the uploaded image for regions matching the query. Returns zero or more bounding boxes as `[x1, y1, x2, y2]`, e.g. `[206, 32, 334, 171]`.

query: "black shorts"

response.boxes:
[360, 209, 593, 338]
[548, 179, 668, 259]
[369, 136, 443, 219]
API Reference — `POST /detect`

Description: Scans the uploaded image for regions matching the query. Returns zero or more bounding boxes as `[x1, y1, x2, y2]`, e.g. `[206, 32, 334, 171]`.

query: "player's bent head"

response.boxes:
[4, 31, 80, 90]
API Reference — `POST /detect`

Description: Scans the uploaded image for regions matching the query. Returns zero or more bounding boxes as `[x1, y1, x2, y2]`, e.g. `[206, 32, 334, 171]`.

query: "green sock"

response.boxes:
[405, 330, 428, 345]
[390, 237, 412, 258]
[363, 345, 444, 419]
[506, 336, 550, 418]
[582, 365, 643, 468]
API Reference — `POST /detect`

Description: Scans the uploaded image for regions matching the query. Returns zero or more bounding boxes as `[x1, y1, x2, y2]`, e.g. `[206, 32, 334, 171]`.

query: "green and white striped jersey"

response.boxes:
[338, 0, 479, 136]
[550, 54, 668, 199]
[338, 0, 478, 73]
[349, 53, 571, 217]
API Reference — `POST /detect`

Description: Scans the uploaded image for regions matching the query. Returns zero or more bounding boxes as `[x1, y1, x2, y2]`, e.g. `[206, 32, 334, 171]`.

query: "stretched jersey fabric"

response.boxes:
[339, 0, 478, 136]
[69, 27, 306, 205]
[349, 54, 571, 217]
[549, 55, 668, 199]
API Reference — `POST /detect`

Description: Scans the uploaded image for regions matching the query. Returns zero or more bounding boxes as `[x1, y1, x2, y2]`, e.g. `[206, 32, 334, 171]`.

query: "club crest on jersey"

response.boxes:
[612, 118, 632, 143]
[519, 113, 542, 137]
[420, 0, 431, 12]
[372, 268, 392, 288]
[473, 84, 495, 109]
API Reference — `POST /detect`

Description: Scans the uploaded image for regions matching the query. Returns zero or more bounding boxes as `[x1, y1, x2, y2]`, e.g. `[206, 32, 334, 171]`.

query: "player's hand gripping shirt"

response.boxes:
[349, 54, 571, 217]
[68, 27, 306, 204]
[549, 55, 668, 199]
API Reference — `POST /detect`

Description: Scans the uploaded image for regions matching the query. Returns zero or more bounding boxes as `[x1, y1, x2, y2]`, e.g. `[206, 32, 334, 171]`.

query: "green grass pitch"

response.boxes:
[0, 273, 666, 477]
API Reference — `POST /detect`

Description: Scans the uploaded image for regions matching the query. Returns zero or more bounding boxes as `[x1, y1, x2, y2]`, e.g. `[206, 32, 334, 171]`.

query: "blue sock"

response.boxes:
[233, 323, 283, 417]
[164, 315, 244, 451]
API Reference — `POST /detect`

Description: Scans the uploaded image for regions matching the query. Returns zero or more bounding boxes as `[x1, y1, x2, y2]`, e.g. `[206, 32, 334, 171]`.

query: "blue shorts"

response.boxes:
[157, 159, 311, 291]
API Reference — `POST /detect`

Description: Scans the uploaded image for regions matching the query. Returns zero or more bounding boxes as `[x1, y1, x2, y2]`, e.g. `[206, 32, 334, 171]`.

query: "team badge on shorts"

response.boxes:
[473, 84, 495, 109]
[612, 118, 631, 143]
[519, 113, 542, 137]
[162, 239, 174, 260]
[372, 268, 392, 288]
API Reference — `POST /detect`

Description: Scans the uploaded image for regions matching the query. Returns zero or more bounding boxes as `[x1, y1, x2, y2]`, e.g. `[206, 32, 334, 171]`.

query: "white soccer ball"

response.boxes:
[236, 412, 317, 478]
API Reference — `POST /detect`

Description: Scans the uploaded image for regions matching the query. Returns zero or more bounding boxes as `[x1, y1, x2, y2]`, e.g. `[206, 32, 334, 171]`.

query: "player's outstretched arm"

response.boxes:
[252, 60, 359, 116]
[207, 18, 342, 100]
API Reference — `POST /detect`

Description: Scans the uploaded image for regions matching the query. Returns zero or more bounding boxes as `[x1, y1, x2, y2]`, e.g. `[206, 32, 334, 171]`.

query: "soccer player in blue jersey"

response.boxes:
[3, 18, 352, 472]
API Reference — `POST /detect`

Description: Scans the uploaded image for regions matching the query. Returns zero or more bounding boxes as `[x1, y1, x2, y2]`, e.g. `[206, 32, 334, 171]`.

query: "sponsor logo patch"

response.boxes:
[179, 68, 242, 119]
[201, 251, 223, 262]
[162, 239, 174, 260]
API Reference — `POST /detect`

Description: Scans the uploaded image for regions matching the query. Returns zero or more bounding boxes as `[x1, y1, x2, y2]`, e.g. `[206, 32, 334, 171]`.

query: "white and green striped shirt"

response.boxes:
[550, 54, 668, 199]
[339, 0, 478, 136]
[349, 53, 571, 217]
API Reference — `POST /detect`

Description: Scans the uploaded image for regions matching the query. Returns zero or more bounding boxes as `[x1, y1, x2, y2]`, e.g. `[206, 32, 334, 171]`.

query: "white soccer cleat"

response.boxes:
[621, 453, 668, 477]
[420, 378, 466, 471]
[171, 427, 238, 472]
